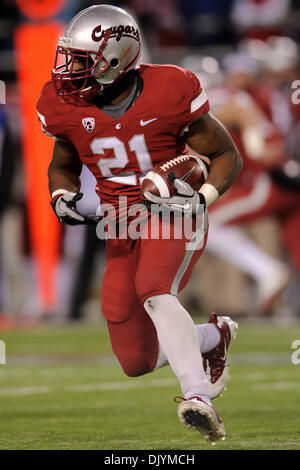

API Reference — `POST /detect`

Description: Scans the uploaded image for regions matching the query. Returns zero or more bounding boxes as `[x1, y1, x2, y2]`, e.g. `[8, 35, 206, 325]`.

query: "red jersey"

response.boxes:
[208, 85, 285, 187]
[37, 64, 209, 217]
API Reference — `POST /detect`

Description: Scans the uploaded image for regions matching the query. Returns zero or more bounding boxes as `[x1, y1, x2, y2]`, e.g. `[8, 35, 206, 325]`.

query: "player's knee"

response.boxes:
[119, 355, 153, 377]
[135, 270, 162, 304]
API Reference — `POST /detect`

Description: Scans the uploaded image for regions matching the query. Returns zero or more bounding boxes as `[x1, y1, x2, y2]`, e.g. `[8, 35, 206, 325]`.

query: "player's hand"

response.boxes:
[144, 174, 206, 215]
[51, 192, 101, 225]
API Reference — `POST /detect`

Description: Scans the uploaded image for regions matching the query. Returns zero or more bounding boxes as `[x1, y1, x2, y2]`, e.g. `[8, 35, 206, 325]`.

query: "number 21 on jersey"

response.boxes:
[90, 134, 153, 185]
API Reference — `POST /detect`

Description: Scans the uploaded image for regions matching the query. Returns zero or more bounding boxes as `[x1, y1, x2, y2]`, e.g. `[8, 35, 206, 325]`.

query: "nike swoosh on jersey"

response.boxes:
[140, 118, 158, 126]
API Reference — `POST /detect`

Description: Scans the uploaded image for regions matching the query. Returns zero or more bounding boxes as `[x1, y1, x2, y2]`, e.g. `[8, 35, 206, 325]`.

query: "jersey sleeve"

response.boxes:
[180, 68, 210, 127]
[36, 81, 69, 142]
[159, 66, 210, 136]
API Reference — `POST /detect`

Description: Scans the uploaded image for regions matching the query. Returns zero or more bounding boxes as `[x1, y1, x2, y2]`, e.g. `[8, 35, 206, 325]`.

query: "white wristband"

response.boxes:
[198, 183, 219, 207]
[51, 189, 69, 199]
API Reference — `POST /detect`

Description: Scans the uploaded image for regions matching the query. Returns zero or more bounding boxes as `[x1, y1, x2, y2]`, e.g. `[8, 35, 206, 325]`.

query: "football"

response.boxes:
[140, 154, 209, 200]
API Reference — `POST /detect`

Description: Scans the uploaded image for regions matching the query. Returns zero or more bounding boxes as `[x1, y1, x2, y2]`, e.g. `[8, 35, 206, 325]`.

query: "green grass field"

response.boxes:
[0, 319, 300, 450]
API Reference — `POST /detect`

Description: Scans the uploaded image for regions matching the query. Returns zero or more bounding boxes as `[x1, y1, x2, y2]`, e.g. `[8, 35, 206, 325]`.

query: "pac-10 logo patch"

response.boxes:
[82, 117, 95, 133]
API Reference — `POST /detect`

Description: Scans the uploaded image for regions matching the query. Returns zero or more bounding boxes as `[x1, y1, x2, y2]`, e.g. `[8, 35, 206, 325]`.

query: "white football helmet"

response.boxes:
[52, 4, 141, 98]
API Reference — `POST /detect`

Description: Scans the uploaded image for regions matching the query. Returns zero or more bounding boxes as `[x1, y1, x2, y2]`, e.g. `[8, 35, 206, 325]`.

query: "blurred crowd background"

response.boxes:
[0, 0, 300, 328]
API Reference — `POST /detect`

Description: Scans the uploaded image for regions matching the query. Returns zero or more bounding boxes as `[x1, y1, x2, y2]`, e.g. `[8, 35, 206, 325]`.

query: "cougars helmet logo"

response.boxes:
[52, 5, 141, 98]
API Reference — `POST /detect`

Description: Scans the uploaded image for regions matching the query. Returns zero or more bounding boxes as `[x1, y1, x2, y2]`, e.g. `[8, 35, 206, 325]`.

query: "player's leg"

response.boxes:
[101, 235, 222, 379]
[135, 214, 227, 441]
[101, 238, 159, 377]
[154, 317, 221, 369]
[207, 224, 288, 284]
[207, 225, 290, 313]
[153, 310, 237, 400]
[208, 175, 292, 312]
[101, 235, 221, 379]
[139, 213, 237, 387]
[136, 216, 210, 395]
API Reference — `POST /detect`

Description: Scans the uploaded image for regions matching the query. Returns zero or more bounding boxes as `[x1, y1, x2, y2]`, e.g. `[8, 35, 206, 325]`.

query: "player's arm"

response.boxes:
[213, 102, 285, 168]
[186, 111, 243, 206]
[145, 111, 242, 213]
[48, 140, 99, 225]
[48, 139, 82, 195]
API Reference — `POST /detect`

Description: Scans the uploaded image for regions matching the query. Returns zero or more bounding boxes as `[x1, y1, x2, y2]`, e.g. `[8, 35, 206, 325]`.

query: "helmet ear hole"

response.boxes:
[110, 58, 119, 68]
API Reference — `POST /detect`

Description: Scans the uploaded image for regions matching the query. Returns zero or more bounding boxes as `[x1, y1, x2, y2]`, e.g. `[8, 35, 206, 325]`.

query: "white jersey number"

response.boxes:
[90, 135, 153, 185]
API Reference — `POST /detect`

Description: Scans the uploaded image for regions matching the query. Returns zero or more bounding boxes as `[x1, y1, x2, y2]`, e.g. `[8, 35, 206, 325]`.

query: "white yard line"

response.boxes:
[0, 386, 52, 396]
[0, 378, 178, 396]
[251, 381, 300, 391]
[2, 373, 299, 397]
[2, 352, 291, 366]
[0, 353, 298, 397]
[68, 377, 177, 392]
[0, 351, 290, 368]
[229, 353, 290, 364]
[1, 374, 299, 396]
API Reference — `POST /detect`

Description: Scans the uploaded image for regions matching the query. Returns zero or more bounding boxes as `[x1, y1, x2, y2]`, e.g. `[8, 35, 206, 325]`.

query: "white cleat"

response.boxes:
[203, 313, 238, 400]
[175, 396, 225, 445]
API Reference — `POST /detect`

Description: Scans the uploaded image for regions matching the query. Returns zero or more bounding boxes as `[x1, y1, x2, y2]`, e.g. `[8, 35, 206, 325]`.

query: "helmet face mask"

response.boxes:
[52, 5, 141, 100]
[53, 40, 110, 97]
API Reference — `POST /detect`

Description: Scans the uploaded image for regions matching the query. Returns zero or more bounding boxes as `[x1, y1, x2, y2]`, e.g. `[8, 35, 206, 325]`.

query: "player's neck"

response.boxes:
[108, 80, 136, 105]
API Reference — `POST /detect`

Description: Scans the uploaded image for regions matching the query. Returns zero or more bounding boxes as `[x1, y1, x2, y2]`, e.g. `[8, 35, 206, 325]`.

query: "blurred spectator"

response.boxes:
[204, 51, 300, 315]
[0, 1, 20, 83]
[0, 106, 14, 218]
[178, 0, 235, 45]
[232, 0, 291, 41]
[123, 0, 185, 46]
[254, 37, 300, 191]
[0, 104, 16, 322]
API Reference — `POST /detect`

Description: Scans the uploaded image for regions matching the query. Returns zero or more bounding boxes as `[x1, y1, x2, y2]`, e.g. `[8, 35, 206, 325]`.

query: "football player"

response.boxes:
[206, 53, 298, 314]
[37, 5, 242, 444]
